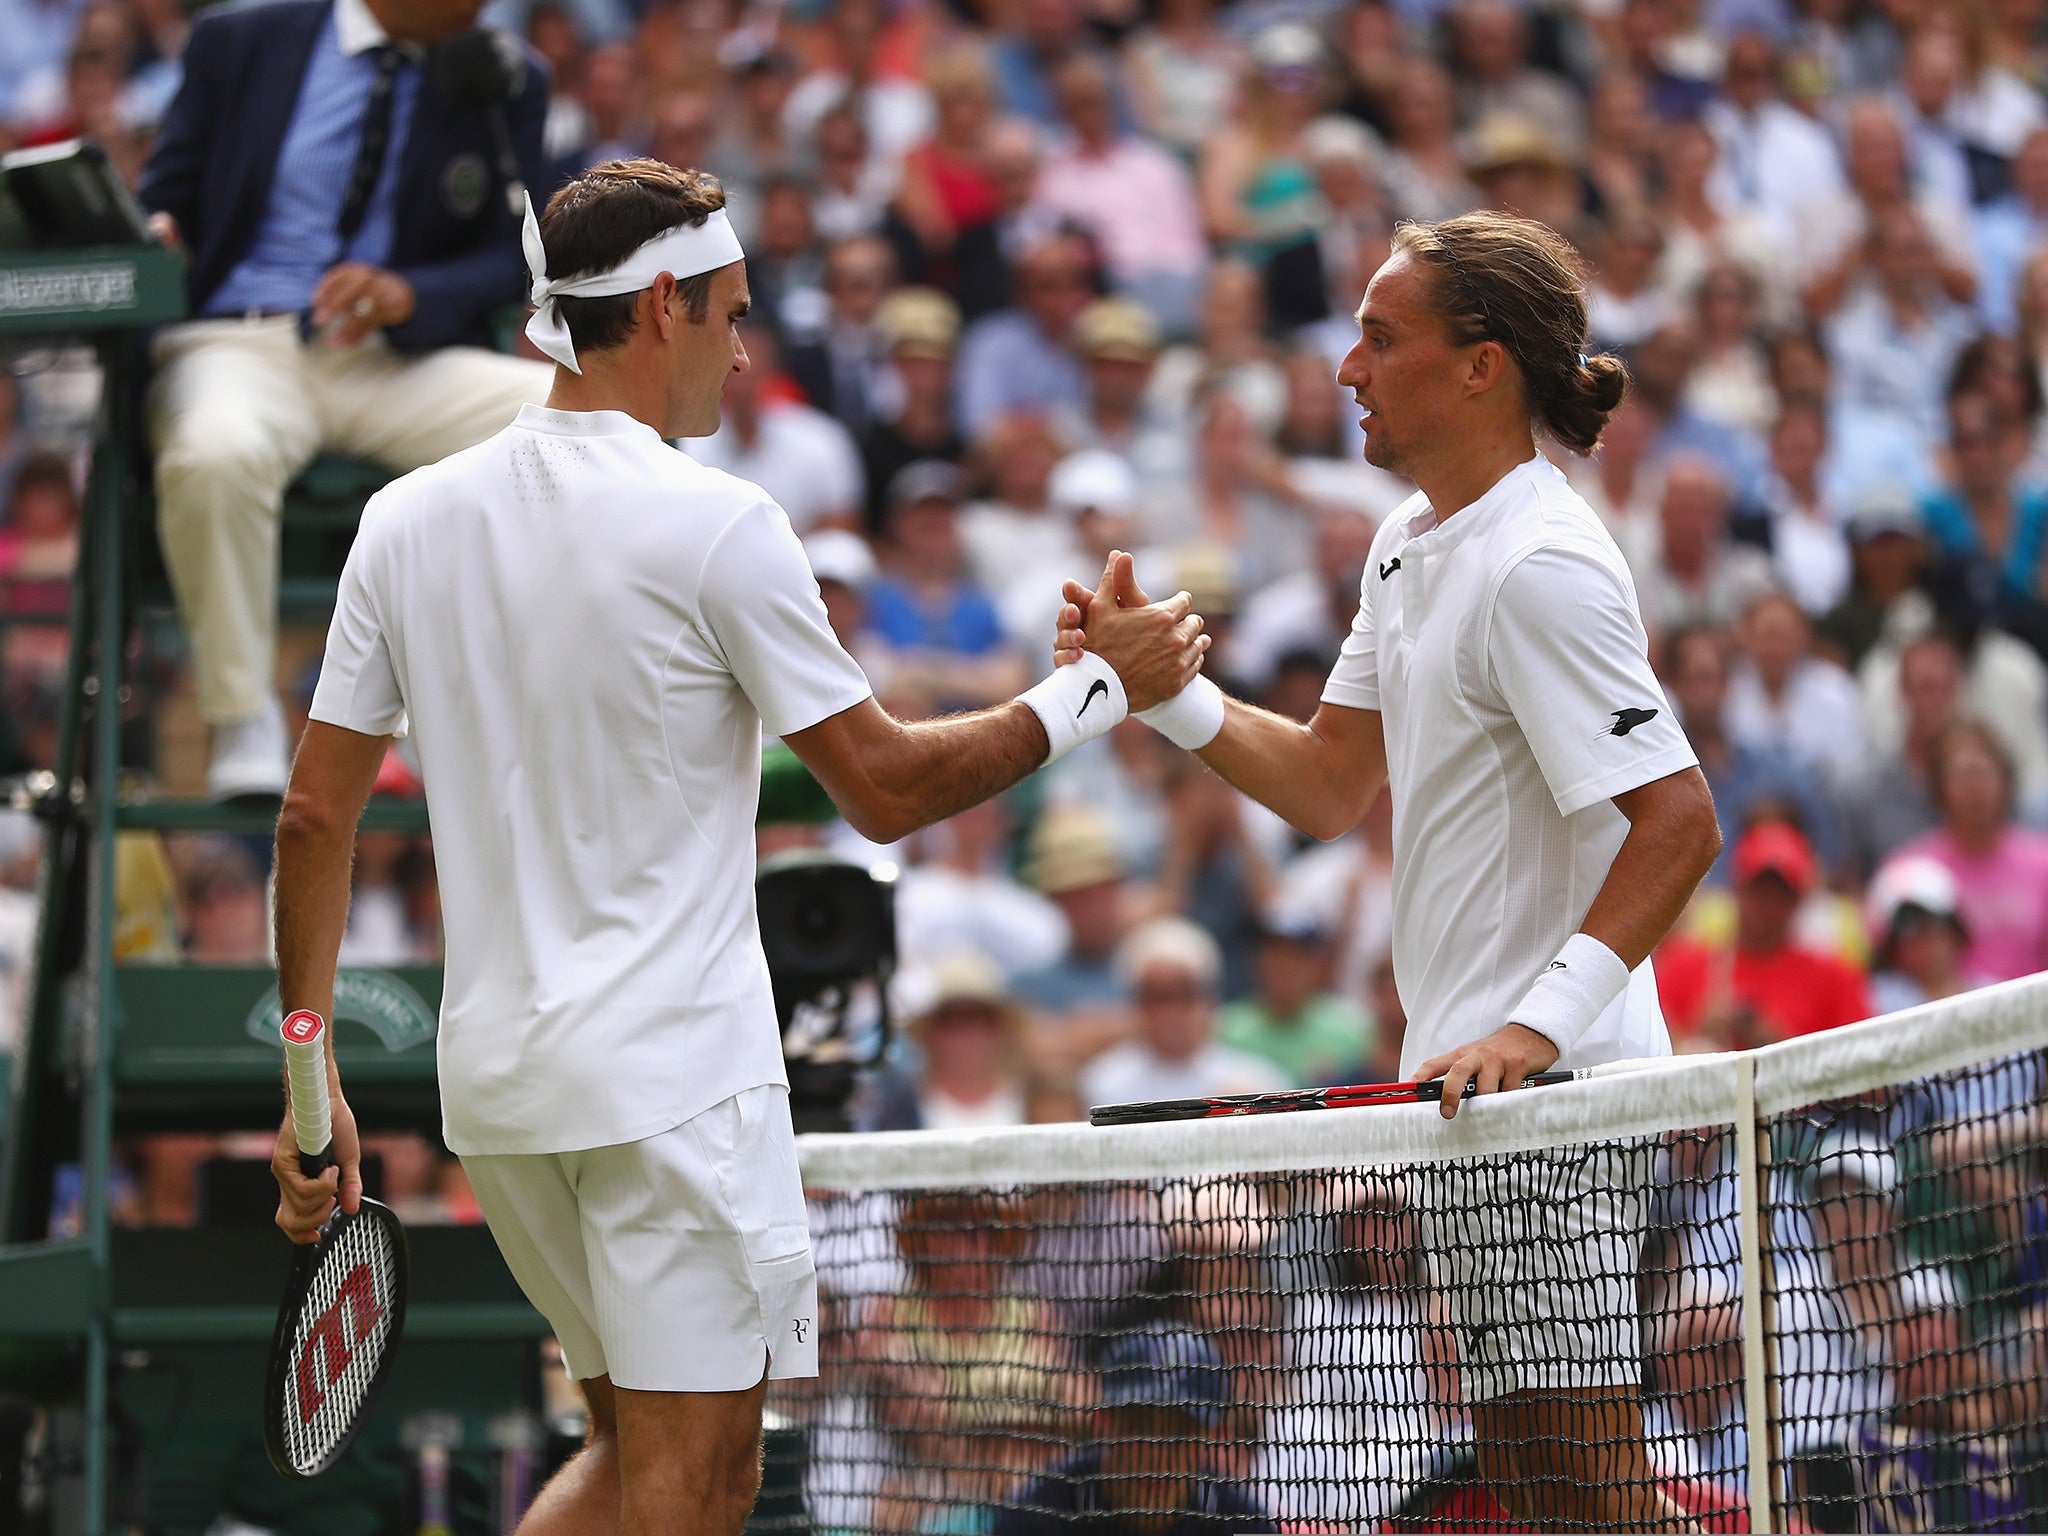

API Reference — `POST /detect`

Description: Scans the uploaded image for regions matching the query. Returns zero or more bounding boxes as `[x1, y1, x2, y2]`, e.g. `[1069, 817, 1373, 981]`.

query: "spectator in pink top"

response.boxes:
[1897, 722, 2048, 983]
[1036, 54, 1207, 337]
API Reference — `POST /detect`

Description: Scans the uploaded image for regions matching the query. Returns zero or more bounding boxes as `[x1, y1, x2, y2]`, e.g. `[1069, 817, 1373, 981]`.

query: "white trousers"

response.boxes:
[148, 315, 550, 724]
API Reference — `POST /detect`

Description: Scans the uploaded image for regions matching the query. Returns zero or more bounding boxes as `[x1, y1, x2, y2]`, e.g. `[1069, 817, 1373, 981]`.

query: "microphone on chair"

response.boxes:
[432, 28, 530, 219]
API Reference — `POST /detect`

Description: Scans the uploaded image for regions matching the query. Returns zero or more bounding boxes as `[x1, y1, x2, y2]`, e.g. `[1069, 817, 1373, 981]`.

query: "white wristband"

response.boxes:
[1020, 651, 1127, 765]
[1508, 932, 1631, 1057]
[1136, 673, 1226, 752]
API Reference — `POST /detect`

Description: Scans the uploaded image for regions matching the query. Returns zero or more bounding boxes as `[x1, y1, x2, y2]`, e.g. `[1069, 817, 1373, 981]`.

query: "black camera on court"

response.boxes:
[755, 851, 896, 1132]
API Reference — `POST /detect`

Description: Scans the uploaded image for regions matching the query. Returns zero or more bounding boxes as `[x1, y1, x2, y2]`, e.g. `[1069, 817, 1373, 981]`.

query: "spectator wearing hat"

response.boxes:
[1864, 854, 1985, 1015]
[1017, 803, 1147, 1069]
[858, 287, 966, 536]
[1218, 907, 1374, 1088]
[801, 528, 894, 694]
[1665, 625, 1837, 886]
[986, 446, 1143, 661]
[1815, 485, 1934, 670]
[1082, 918, 1289, 1108]
[866, 953, 1034, 1132]
[1462, 113, 1581, 235]
[1896, 721, 2048, 983]
[1037, 54, 1206, 338]
[955, 232, 1096, 437]
[1656, 822, 1872, 1047]
[1830, 632, 1963, 885]
[681, 324, 864, 534]
[995, 1324, 1271, 1533]
[961, 412, 1087, 648]
[866, 461, 1023, 715]
[1065, 297, 1192, 489]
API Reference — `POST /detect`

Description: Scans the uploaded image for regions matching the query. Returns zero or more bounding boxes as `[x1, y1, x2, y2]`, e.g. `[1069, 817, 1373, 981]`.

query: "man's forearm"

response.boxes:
[1196, 699, 1385, 844]
[1579, 795, 1720, 970]
[841, 703, 1051, 843]
[273, 812, 357, 1032]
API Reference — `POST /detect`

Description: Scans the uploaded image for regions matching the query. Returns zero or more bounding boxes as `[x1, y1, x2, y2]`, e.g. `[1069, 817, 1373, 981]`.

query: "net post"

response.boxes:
[1734, 1052, 1773, 1533]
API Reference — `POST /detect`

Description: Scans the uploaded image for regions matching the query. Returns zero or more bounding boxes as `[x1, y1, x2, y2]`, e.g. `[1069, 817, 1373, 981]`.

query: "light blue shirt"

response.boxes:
[204, 0, 422, 318]
[1972, 194, 2048, 335]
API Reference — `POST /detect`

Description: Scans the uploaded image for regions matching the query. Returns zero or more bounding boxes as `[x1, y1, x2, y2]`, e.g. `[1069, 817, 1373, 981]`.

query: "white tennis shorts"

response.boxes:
[1418, 1138, 1655, 1403]
[463, 1083, 820, 1392]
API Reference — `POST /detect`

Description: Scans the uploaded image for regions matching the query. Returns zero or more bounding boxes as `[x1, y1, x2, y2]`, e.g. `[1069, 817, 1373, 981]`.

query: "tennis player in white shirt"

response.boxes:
[1059, 213, 1723, 1530]
[267, 159, 1204, 1535]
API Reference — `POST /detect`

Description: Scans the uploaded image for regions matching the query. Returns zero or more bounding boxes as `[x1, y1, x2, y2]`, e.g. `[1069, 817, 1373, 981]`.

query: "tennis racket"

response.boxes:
[1090, 1070, 1593, 1126]
[262, 1009, 410, 1480]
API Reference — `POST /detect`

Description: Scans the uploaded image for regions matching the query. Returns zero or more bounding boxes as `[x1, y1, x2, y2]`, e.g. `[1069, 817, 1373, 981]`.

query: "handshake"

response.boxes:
[1018, 550, 1228, 765]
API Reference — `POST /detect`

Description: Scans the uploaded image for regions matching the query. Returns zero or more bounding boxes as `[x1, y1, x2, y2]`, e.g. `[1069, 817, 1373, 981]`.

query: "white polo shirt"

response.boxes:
[1321, 455, 1697, 1076]
[311, 405, 874, 1156]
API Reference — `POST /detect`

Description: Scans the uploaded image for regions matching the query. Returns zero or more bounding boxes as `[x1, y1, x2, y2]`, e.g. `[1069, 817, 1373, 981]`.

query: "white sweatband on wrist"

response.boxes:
[1508, 932, 1631, 1057]
[1137, 673, 1226, 751]
[1020, 651, 1127, 765]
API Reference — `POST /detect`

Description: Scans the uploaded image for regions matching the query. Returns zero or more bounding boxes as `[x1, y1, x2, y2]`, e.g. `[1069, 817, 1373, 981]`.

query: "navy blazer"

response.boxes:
[138, 0, 548, 353]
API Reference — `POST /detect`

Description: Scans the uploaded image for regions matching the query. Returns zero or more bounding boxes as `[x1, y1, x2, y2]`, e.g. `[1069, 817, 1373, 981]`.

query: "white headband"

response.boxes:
[521, 192, 746, 373]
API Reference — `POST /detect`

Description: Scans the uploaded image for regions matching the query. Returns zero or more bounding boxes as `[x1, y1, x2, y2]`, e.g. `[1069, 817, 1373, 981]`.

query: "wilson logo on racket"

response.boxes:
[295, 1262, 386, 1425]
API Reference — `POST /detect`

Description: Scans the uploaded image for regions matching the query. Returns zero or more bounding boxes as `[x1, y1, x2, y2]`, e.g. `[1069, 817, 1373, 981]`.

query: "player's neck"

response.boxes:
[544, 357, 678, 440]
[1412, 427, 1537, 524]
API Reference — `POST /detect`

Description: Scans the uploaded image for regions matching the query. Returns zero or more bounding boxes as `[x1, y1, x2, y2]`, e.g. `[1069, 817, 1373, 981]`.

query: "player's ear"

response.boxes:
[649, 273, 680, 342]
[1467, 338, 1510, 398]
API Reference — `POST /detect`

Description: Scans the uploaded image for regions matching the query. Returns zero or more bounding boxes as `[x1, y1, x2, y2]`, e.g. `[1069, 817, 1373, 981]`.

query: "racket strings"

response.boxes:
[279, 1213, 402, 1474]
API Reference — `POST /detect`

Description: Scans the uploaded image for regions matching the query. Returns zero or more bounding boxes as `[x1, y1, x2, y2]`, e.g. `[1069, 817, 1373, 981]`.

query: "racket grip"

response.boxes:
[281, 1010, 334, 1173]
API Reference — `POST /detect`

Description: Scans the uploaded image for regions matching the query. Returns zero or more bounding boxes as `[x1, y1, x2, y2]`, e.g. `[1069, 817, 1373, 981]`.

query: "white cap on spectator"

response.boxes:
[1049, 449, 1138, 519]
[1301, 114, 1382, 169]
[1115, 916, 1223, 994]
[803, 529, 878, 591]
[1811, 1123, 1899, 1198]
[1250, 21, 1325, 71]
[1864, 854, 1966, 952]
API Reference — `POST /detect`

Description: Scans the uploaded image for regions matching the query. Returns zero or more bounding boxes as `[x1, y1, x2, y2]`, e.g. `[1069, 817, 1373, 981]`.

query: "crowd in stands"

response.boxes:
[0, 0, 2045, 1247]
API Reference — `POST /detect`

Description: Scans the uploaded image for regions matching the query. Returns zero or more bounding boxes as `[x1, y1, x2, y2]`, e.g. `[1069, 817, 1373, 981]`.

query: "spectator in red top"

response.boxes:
[1656, 823, 1872, 1048]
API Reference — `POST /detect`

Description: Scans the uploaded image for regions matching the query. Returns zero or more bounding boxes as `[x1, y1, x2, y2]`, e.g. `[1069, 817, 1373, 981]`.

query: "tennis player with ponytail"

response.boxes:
[269, 158, 1203, 1534]
[1060, 213, 1723, 1530]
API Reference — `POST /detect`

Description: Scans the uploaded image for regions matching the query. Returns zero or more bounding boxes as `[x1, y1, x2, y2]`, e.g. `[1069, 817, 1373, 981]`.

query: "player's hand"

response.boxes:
[272, 1092, 363, 1244]
[311, 263, 417, 347]
[147, 211, 181, 251]
[1415, 1024, 1559, 1120]
[1077, 551, 1209, 711]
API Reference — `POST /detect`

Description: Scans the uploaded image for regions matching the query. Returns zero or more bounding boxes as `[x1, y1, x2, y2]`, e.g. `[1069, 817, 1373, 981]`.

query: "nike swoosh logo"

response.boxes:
[1379, 558, 1401, 581]
[1607, 707, 1659, 737]
[1078, 679, 1109, 718]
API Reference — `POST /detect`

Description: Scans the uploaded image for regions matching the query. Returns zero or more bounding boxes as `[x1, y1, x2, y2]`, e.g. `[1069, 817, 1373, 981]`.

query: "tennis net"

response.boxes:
[761, 975, 2048, 1534]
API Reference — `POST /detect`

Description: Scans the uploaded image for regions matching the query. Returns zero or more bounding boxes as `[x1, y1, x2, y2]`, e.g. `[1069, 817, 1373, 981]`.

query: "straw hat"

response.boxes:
[878, 286, 962, 359]
[1026, 805, 1125, 895]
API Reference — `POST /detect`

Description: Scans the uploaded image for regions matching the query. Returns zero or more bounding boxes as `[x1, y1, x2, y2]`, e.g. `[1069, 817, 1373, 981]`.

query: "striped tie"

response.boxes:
[335, 45, 404, 249]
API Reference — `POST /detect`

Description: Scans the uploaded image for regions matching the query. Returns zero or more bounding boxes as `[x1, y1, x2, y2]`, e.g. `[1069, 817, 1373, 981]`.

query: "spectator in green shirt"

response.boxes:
[1218, 910, 1376, 1087]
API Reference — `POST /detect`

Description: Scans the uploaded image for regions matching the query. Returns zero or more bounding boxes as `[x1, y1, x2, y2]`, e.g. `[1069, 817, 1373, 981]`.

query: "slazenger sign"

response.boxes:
[0, 262, 138, 316]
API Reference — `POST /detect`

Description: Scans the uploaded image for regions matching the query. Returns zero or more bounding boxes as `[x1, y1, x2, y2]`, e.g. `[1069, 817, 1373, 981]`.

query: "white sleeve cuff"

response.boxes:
[1019, 652, 1127, 765]
[1508, 932, 1631, 1057]
[1136, 674, 1226, 751]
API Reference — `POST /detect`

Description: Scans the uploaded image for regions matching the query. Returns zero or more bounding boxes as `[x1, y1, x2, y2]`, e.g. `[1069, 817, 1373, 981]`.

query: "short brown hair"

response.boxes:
[539, 159, 730, 356]
[1391, 213, 1629, 455]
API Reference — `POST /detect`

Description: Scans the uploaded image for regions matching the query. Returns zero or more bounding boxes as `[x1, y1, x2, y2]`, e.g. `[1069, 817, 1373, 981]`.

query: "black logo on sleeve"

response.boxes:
[1546, 959, 1567, 972]
[1078, 680, 1110, 718]
[1378, 557, 1402, 581]
[1605, 707, 1659, 738]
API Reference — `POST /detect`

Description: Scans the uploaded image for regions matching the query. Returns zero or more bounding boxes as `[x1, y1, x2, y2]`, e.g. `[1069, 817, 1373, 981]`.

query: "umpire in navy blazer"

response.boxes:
[137, 0, 554, 799]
